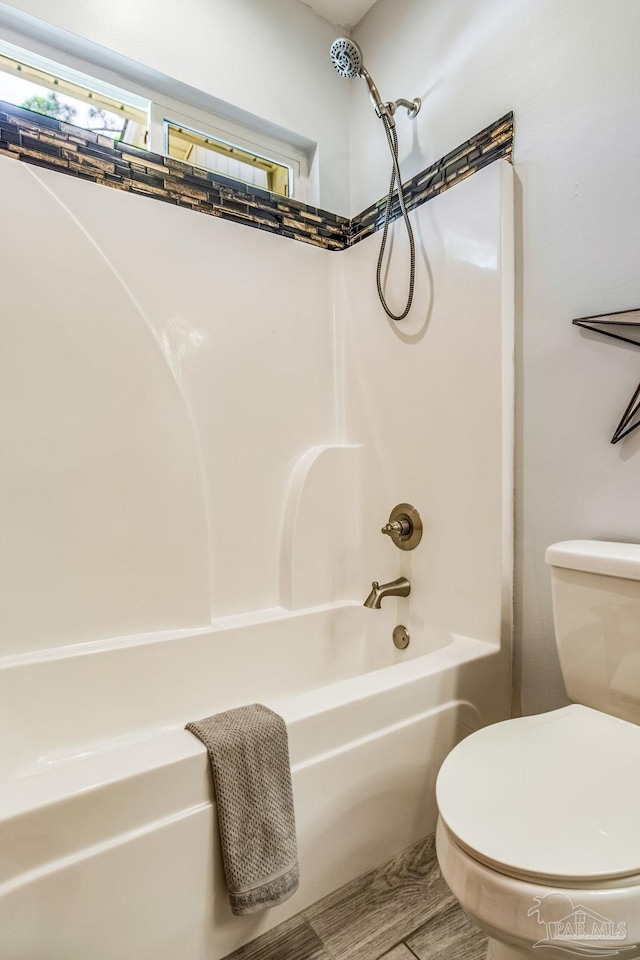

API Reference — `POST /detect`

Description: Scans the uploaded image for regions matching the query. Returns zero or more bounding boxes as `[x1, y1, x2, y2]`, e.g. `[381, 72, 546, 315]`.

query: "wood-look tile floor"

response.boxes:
[223, 834, 487, 960]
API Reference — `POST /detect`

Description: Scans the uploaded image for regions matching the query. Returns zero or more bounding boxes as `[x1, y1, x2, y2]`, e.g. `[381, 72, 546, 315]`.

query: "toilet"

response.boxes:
[436, 541, 640, 960]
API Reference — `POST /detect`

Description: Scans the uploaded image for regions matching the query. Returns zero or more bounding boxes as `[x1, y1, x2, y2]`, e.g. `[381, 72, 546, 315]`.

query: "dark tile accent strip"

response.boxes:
[348, 112, 513, 246]
[0, 100, 512, 252]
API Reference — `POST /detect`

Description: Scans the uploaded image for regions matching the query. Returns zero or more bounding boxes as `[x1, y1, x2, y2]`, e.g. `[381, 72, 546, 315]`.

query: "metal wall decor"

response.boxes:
[573, 309, 640, 443]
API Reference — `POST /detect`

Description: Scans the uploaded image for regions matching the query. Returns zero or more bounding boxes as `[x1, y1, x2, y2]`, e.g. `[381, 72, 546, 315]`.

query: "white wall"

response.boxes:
[352, 0, 640, 713]
[0, 0, 351, 213]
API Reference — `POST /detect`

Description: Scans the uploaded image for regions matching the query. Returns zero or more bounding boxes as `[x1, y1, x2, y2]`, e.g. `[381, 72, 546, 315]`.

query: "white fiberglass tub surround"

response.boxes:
[0, 158, 513, 959]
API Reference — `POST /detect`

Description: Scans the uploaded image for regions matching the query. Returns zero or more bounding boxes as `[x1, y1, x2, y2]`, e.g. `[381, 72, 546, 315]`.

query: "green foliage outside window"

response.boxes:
[20, 92, 77, 123]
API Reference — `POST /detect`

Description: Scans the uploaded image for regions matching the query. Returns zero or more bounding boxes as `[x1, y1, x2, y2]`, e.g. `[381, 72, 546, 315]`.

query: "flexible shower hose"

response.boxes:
[376, 115, 416, 321]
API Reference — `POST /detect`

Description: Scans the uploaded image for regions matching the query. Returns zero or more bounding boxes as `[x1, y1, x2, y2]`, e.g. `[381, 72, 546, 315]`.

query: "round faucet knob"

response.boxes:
[380, 504, 423, 551]
[381, 519, 411, 537]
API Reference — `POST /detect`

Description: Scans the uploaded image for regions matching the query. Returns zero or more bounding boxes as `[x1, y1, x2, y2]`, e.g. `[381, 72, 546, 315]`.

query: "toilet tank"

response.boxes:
[546, 540, 640, 725]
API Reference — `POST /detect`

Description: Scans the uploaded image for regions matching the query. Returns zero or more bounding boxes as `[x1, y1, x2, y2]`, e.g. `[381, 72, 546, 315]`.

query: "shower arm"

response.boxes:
[378, 97, 422, 124]
[361, 70, 421, 125]
[389, 97, 421, 120]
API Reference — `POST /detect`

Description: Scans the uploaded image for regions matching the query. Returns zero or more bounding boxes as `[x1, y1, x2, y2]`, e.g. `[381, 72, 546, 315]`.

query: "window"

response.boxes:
[0, 43, 149, 148]
[165, 122, 292, 196]
[0, 37, 310, 201]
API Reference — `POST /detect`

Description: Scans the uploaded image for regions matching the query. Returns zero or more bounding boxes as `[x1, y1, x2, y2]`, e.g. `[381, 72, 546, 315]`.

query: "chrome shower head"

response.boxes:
[329, 37, 420, 126]
[329, 37, 364, 79]
[330, 36, 387, 118]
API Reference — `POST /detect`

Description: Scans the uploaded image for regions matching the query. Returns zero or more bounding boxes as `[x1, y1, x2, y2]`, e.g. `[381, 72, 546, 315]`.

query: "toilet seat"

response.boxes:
[436, 704, 640, 884]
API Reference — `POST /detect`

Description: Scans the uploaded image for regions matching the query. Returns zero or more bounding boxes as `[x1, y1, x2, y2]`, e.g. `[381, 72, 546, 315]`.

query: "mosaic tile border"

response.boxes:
[349, 112, 513, 245]
[0, 101, 512, 252]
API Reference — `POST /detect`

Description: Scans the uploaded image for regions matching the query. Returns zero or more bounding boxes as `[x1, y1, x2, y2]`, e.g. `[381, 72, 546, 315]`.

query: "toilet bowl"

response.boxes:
[435, 541, 640, 959]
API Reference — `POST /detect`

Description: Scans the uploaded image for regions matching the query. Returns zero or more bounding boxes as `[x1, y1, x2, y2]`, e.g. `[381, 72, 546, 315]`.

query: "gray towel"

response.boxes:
[186, 703, 299, 916]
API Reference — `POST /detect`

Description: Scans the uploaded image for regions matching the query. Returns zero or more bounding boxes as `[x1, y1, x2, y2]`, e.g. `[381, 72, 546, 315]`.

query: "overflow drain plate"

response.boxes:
[393, 625, 410, 650]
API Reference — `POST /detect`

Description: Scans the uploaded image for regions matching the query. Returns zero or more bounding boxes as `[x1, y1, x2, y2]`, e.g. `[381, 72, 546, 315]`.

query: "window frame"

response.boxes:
[164, 119, 294, 197]
[0, 34, 311, 204]
[0, 38, 150, 148]
[149, 100, 308, 201]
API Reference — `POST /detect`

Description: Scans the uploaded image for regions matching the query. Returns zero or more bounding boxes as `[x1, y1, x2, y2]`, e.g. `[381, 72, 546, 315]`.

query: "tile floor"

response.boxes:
[223, 834, 486, 960]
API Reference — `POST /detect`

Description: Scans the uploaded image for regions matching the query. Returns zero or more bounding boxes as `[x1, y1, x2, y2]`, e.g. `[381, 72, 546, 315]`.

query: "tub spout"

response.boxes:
[363, 577, 411, 609]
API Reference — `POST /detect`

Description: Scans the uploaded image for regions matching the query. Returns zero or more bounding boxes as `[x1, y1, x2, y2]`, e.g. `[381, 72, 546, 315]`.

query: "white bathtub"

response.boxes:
[0, 602, 509, 960]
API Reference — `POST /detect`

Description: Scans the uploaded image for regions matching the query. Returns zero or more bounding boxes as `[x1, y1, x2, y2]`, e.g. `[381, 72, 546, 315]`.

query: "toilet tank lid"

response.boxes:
[545, 539, 640, 580]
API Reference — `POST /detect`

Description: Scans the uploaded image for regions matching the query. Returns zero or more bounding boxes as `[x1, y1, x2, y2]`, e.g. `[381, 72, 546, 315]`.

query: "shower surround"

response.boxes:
[0, 144, 513, 958]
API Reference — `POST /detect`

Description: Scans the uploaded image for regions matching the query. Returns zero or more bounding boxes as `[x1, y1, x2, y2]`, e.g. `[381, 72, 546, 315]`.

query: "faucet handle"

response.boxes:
[381, 520, 410, 538]
[380, 504, 423, 551]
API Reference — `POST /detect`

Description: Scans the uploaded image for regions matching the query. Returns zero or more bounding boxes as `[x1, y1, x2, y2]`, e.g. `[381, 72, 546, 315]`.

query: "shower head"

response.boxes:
[330, 36, 386, 117]
[329, 37, 364, 79]
[329, 37, 421, 126]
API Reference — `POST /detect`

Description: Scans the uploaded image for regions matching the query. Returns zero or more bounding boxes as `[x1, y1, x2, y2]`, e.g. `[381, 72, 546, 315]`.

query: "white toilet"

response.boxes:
[436, 541, 640, 960]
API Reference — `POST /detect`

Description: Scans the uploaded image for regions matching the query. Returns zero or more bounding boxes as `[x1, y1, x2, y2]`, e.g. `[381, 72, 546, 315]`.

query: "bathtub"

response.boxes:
[0, 601, 509, 959]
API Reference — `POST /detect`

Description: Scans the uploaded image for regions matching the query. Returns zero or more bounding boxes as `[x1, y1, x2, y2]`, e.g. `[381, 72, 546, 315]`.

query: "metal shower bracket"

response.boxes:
[378, 97, 422, 122]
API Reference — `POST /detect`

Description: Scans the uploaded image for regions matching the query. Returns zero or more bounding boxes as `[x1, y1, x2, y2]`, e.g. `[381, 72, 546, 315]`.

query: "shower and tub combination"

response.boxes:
[0, 32, 514, 960]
